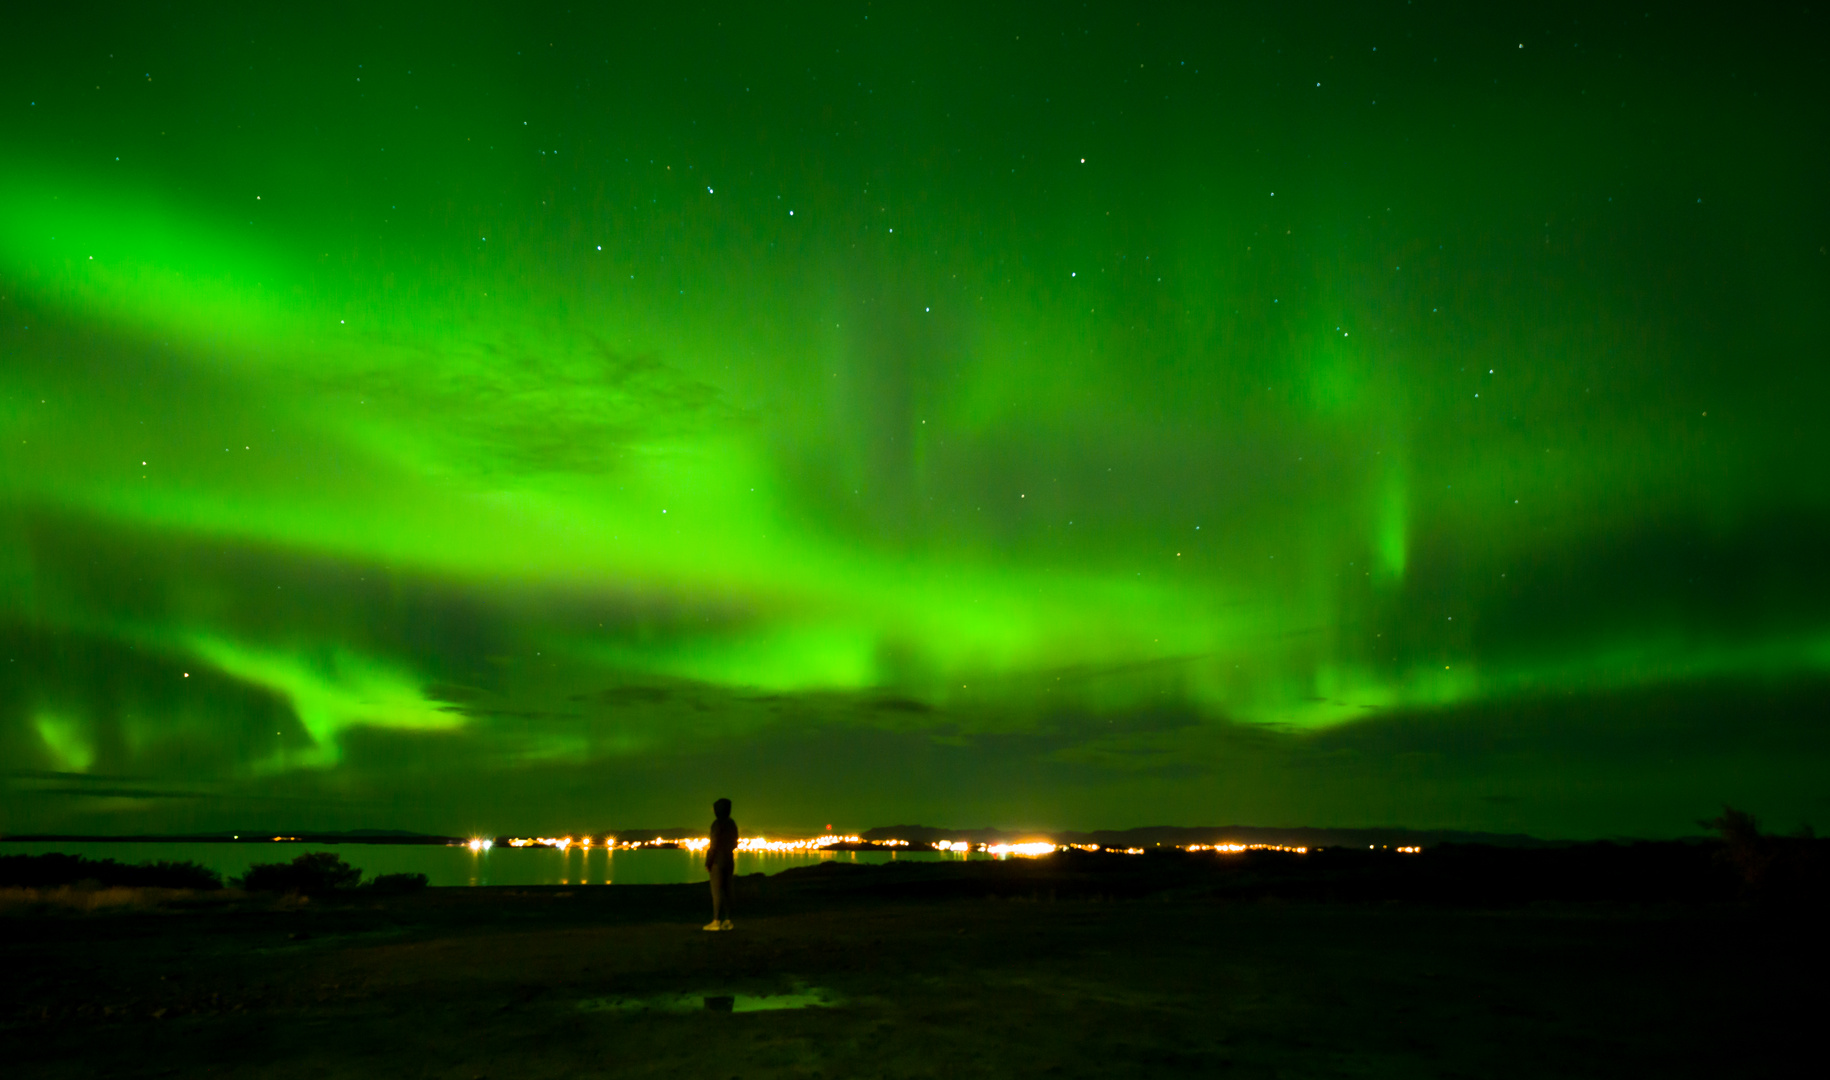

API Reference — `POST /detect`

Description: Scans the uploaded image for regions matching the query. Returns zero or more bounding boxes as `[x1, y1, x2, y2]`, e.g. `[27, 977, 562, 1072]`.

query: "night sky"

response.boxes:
[3, 2, 1827, 839]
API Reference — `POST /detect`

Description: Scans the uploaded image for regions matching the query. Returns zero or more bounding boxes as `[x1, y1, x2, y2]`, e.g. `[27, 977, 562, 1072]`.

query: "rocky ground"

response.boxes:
[2, 850, 1821, 1078]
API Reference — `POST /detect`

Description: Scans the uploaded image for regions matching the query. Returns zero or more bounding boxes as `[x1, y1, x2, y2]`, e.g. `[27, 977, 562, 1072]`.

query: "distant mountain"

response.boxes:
[861, 824, 1559, 849]
[0, 830, 464, 845]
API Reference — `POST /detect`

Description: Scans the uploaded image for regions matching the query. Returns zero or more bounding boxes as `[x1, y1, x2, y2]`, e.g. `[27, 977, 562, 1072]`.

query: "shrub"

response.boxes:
[235, 852, 362, 895]
[0, 854, 222, 891]
[364, 872, 429, 894]
[1701, 805, 1775, 889]
[1701, 805, 1829, 900]
[135, 860, 226, 890]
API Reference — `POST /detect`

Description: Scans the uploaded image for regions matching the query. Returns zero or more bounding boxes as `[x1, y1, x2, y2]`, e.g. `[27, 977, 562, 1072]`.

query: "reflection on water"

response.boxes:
[452, 844, 963, 887]
[580, 986, 842, 1014]
[0, 841, 975, 888]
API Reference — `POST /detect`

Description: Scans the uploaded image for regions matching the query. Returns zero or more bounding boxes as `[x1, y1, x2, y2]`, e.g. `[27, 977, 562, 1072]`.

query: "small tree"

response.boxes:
[1700, 805, 1774, 890]
[235, 852, 362, 895]
[364, 872, 429, 895]
[137, 860, 225, 890]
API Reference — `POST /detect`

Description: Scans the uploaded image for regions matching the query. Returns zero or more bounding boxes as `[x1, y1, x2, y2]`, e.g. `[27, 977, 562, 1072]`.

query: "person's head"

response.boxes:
[713, 798, 732, 820]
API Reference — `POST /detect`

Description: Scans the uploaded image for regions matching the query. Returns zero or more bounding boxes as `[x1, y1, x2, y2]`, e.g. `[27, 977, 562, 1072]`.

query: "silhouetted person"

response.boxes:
[704, 797, 737, 931]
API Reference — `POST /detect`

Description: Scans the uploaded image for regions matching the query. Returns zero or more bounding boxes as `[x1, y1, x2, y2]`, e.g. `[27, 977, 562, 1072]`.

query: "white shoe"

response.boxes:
[720, 920, 734, 931]
[702, 921, 723, 931]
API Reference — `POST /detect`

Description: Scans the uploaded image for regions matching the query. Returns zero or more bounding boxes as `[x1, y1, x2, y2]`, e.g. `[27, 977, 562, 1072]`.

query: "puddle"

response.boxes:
[581, 986, 841, 1015]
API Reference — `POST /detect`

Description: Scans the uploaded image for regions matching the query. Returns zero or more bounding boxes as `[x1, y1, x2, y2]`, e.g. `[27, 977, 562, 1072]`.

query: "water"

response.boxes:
[580, 986, 841, 1014]
[0, 841, 972, 887]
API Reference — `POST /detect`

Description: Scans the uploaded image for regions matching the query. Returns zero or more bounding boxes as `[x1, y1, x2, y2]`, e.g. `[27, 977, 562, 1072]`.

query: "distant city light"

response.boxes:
[984, 842, 1058, 857]
[453, 836, 1396, 858]
[1185, 842, 1310, 854]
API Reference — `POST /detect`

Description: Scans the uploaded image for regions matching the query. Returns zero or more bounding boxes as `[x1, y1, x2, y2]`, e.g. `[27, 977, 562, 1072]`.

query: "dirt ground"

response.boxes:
[2, 856, 1820, 1079]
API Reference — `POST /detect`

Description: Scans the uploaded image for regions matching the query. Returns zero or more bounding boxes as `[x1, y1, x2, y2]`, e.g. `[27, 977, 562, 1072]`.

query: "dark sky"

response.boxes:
[2, 2, 1827, 839]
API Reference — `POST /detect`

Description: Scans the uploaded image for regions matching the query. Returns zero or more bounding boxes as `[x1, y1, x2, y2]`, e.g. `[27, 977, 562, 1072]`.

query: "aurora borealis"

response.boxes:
[3, 2, 1827, 839]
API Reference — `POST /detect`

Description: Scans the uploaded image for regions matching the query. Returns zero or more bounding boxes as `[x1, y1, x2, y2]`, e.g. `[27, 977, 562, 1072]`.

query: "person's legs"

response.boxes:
[706, 860, 733, 928]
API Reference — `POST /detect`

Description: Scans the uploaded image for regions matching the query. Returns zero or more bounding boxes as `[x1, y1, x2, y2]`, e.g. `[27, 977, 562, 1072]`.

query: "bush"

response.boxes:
[1701, 805, 1829, 900]
[364, 872, 429, 895]
[235, 852, 362, 895]
[1701, 805, 1775, 890]
[136, 860, 226, 890]
[0, 854, 222, 891]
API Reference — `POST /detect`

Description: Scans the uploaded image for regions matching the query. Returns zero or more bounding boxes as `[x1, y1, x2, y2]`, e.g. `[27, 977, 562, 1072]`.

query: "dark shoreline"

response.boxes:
[0, 833, 465, 846]
[4, 849, 1825, 1079]
[5, 839, 1826, 906]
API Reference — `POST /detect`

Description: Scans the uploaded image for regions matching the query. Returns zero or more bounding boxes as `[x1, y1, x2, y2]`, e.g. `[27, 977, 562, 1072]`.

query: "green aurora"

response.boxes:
[2, 2, 1827, 838]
